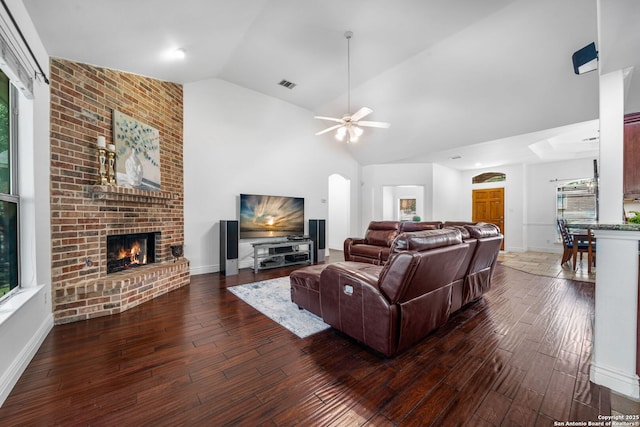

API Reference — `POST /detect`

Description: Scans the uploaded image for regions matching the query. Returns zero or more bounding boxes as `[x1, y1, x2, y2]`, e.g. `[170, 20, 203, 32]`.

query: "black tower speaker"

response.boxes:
[309, 219, 326, 263]
[220, 220, 239, 276]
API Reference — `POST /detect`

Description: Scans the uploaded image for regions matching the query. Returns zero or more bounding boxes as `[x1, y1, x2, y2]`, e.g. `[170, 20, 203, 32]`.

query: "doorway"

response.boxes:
[328, 174, 350, 251]
[472, 187, 505, 250]
[381, 185, 424, 221]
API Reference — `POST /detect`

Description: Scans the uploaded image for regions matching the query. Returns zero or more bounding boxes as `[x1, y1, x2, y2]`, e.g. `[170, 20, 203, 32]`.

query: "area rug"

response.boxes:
[228, 277, 330, 338]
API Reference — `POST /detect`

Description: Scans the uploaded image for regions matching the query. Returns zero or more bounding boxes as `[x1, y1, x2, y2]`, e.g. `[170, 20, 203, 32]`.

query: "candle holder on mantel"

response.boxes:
[95, 146, 108, 185]
[107, 144, 116, 186]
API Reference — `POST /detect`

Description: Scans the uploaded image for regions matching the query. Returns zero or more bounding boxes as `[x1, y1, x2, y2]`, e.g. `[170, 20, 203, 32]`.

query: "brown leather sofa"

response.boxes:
[290, 223, 503, 356]
[459, 223, 502, 307]
[443, 223, 502, 312]
[343, 220, 443, 265]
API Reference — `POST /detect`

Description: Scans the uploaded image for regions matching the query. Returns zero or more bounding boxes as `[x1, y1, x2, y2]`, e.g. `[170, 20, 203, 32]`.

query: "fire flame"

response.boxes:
[116, 240, 145, 265]
[130, 241, 141, 264]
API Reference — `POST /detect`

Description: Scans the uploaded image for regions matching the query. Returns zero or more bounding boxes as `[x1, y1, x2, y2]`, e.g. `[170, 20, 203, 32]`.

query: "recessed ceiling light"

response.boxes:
[168, 48, 186, 60]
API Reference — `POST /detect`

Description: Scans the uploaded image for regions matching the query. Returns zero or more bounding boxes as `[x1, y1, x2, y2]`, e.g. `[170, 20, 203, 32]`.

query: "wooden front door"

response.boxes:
[472, 188, 505, 250]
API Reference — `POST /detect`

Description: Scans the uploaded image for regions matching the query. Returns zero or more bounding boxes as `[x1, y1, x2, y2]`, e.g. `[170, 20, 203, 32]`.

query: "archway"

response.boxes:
[328, 174, 350, 250]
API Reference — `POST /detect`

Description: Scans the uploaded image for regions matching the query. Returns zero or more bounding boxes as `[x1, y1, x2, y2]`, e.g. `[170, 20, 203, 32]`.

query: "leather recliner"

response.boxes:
[313, 228, 468, 356]
[343, 220, 443, 265]
[343, 221, 401, 265]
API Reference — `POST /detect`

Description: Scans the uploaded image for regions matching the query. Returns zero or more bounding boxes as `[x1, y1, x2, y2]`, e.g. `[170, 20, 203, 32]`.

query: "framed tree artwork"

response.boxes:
[112, 110, 161, 191]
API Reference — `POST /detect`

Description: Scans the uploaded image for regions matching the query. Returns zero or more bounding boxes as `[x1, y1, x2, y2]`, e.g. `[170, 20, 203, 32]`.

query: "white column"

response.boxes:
[591, 229, 640, 399]
[598, 70, 625, 223]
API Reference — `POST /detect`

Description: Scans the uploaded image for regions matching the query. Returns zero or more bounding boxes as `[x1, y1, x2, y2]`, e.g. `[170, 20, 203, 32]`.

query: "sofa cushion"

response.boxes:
[443, 221, 477, 227]
[290, 264, 329, 317]
[465, 222, 500, 239]
[399, 221, 443, 232]
[365, 221, 400, 246]
[368, 221, 401, 231]
[443, 225, 471, 240]
[350, 244, 384, 260]
[390, 228, 462, 253]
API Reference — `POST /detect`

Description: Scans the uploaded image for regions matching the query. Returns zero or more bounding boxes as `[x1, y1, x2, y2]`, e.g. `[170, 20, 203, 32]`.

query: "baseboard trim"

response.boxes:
[190, 259, 254, 276]
[190, 264, 216, 275]
[591, 362, 640, 400]
[0, 312, 53, 407]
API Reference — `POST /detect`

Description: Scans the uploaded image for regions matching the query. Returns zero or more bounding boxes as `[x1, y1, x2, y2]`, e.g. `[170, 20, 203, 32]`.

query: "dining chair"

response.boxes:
[557, 219, 574, 266]
[557, 219, 591, 270]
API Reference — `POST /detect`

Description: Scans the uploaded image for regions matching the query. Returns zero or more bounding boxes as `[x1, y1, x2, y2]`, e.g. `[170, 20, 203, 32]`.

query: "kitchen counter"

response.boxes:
[569, 221, 640, 231]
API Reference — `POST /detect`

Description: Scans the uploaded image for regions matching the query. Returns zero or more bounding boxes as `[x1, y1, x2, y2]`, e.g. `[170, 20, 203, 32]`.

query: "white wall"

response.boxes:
[183, 78, 361, 274]
[432, 164, 464, 220]
[525, 157, 597, 252]
[0, 0, 53, 407]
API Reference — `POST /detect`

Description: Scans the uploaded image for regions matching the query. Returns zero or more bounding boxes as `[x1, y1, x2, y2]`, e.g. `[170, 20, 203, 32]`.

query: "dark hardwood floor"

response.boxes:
[0, 257, 624, 426]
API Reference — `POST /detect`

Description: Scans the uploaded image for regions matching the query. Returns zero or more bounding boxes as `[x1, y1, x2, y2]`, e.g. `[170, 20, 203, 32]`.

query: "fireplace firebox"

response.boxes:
[107, 232, 158, 274]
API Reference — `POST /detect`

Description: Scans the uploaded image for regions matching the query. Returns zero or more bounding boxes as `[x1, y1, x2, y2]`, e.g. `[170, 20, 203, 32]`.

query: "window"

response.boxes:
[472, 172, 506, 184]
[556, 178, 598, 221]
[0, 69, 18, 300]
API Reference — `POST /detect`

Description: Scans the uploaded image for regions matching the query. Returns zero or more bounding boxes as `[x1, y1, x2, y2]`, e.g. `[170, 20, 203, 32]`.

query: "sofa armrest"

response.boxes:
[319, 262, 399, 356]
[321, 262, 383, 288]
[343, 237, 366, 261]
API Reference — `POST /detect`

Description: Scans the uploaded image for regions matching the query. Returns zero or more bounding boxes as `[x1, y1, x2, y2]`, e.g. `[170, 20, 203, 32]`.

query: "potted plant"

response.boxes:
[628, 211, 640, 224]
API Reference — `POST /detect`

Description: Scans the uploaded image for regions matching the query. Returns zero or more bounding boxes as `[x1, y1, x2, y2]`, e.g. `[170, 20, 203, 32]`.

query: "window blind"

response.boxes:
[0, 4, 36, 99]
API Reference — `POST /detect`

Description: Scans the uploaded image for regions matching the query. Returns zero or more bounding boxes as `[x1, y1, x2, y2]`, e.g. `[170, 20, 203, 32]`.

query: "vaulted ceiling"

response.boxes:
[23, 0, 640, 168]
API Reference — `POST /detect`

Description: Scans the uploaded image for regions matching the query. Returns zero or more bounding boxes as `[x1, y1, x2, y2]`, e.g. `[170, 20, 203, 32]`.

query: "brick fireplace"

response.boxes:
[50, 58, 190, 324]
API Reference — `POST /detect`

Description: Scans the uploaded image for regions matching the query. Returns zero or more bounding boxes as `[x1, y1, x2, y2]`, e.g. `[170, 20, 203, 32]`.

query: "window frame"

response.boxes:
[0, 79, 20, 303]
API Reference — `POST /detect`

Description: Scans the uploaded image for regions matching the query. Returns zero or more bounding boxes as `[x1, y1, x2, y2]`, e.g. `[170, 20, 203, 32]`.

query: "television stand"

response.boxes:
[251, 239, 314, 273]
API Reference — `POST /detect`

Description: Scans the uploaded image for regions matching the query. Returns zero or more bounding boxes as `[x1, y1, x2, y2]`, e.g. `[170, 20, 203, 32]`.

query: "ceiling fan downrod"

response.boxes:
[345, 30, 353, 116]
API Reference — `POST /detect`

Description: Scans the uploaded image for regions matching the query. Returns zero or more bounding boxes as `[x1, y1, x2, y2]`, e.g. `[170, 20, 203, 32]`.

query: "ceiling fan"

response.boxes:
[315, 31, 390, 143]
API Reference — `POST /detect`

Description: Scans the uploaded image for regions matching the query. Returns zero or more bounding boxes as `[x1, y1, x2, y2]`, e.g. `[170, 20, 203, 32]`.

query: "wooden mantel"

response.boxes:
[87, 185, 178, 204]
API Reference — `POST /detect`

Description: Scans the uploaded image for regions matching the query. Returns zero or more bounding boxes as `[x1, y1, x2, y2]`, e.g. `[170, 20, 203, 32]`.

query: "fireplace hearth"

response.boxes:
[107, 232, 158, 274]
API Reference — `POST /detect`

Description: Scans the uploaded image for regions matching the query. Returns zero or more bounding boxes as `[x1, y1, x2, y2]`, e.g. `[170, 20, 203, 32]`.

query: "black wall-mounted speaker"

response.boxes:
[309, 219, 326, 263]
[220, 220, 239, 276]
[572, 42, 598, 75]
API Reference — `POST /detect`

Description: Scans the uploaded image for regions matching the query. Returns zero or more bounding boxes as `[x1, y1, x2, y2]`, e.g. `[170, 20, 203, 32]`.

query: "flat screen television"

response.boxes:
[239, 194, 305, 239]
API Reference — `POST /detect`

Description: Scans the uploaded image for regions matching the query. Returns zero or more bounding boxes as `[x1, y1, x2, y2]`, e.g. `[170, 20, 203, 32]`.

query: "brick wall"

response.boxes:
[49, 58, 189, 324]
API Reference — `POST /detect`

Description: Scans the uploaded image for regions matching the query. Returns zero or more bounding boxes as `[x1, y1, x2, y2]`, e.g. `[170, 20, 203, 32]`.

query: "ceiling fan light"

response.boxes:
[347, 126, 360, 143]
[354, 126, 363, 137]
[335, 126, 347, 141]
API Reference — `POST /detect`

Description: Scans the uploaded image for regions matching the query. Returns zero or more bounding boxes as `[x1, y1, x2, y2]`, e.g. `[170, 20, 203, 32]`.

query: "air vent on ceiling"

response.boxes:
[278, 79, 297, 90]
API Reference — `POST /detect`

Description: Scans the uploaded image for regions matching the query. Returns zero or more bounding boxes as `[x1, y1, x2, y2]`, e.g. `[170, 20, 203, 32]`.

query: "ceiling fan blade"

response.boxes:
[350, 107, 373, 122]
[358, 120, 391, 129]
[314, 116, 344, 123]
[315, 124, 343, 136]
